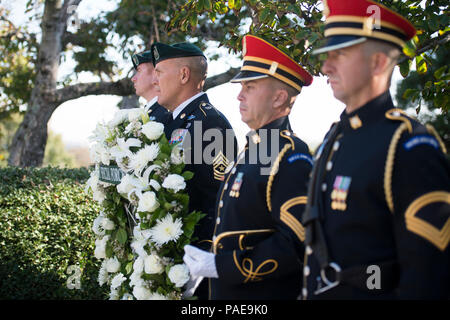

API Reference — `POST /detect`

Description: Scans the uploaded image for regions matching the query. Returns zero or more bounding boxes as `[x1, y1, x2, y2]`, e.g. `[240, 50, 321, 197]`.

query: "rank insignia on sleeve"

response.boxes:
[213, 151, 230, 181]
[169, 129, 189, 145]
[331, 175, 352, 211]
[229, 172, 244, 198]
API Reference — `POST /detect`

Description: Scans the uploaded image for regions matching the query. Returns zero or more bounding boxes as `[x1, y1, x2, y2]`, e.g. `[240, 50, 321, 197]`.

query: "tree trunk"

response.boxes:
[8, 0, 80, 167]
[7, 0, 238, 167]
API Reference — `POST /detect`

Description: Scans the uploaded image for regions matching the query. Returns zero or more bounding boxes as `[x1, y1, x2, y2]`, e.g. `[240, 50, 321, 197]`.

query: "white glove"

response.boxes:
[183, 245, 219, 279]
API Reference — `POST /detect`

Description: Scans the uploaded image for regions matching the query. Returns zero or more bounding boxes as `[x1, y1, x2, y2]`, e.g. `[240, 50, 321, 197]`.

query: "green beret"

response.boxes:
[131, 50, 153, 70]
[151, 42, 205, 65]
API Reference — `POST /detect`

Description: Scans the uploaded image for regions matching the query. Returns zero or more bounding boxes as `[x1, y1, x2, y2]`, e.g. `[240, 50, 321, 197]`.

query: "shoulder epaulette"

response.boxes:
[198, 101, 214, 118]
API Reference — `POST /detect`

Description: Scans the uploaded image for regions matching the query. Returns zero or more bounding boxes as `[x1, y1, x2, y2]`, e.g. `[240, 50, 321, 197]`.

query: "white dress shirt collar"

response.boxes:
[144, 96, 158, 112]
[172, 92, 205, 120]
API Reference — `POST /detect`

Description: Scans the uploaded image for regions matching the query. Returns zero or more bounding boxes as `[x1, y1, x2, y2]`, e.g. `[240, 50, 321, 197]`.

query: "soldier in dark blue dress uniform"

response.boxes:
[182, 35, 315, 300]
[302, 0, 450, 300]
[131, 50, 170, 124]
[151, 42, 238, 299]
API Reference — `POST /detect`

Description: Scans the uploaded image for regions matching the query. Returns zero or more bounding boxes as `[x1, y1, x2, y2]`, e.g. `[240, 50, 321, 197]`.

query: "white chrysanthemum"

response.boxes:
[144, 254, 164, 274]
[170, 145, 184, 165]
[105, 256, 121, 273]
[168, 264, 190, 288]
[98, 260, 109, 286]
[93, 188, 106, 204]
[162, 174, 186, 193]
[111, 273, 127, 289]
[149, 214, 183, 246]
[137, 191, 159, 213]
[141, 121, 164, 140]
[133, 286, 151, 300]
[129, 143, 160, 175]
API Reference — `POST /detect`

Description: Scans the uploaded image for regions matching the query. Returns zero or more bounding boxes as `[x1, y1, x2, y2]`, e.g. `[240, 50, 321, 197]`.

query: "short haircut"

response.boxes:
[270, 77, 299, 108]
[178, 56, 208, 83]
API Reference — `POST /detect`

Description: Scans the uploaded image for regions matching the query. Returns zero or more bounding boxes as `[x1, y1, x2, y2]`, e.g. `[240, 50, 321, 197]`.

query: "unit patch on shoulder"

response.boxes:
[287, 153, 313, 166]
[404, 135, 439, 151]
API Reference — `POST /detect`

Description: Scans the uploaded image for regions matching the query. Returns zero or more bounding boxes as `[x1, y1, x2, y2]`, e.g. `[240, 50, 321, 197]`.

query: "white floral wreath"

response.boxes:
[86, 106, 203, 300]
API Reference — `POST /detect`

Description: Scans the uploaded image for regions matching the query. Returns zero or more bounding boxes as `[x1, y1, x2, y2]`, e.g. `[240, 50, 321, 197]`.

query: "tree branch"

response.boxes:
[52, 77, 134, 105]
[52, 67, 240, 105]
[204, 67, 240, 91]
[398, 31, 450, 64]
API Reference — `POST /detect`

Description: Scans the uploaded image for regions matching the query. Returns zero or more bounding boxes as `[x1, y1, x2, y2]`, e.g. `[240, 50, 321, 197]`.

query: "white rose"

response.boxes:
[144, 254, 164, 274]
[133, 286, 151, 300]
[141, 121, 164, 140]
[105, 256, 121, 273]
[168, 264, 190, 288]
[137, 191, 159, 213]
[162, 174, 186, 193]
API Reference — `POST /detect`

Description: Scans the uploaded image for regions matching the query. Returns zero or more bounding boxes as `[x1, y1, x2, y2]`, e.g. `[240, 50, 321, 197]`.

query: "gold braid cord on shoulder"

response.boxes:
[384, 122, 410, 214]
[266, 143, 294, 212]
[426, 124, 447, 154]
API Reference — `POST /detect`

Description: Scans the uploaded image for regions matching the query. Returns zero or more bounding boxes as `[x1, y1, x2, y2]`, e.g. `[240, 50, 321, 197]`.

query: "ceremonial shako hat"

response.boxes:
[131, 50, 153, 70]
[231, 35, 313, 92]
[313, 0, 417, 54]
[151, 42, 206, 65]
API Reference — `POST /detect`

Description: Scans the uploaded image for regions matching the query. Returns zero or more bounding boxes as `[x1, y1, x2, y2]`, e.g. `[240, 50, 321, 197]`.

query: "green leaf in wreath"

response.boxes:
[182, 171, 194, 181]
[117, 228, 128, 244]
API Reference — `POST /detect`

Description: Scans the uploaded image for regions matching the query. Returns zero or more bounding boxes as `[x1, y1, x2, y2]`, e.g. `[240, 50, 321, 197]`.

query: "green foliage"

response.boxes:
[169, 0, 449, 112]
[0, 166, 108, 299]
[396, 45, 449, 152]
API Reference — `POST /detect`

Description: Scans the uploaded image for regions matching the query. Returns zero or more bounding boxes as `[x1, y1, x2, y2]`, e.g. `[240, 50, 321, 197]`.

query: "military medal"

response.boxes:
[331, 175, 352, 211]
[229, 172, 244, 198]
[169, 128, 189, 145]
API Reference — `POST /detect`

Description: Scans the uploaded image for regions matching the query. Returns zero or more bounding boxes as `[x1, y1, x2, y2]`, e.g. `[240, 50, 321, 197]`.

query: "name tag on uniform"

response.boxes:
[169, 129, 189, 145]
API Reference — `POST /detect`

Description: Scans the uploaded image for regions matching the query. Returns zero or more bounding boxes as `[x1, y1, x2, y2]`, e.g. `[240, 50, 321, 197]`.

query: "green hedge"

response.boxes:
[0, 166, 108, 299]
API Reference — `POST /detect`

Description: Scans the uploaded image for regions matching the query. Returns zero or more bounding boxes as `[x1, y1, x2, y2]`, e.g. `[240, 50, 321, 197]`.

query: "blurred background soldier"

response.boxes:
[131, 50, 170, 124]
[183, 35, 314, 299]
[302, 0, 449, 300]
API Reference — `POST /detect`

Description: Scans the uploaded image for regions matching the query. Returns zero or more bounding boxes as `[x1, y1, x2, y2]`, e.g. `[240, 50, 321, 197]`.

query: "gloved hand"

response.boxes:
[183, 245, 219, 278]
